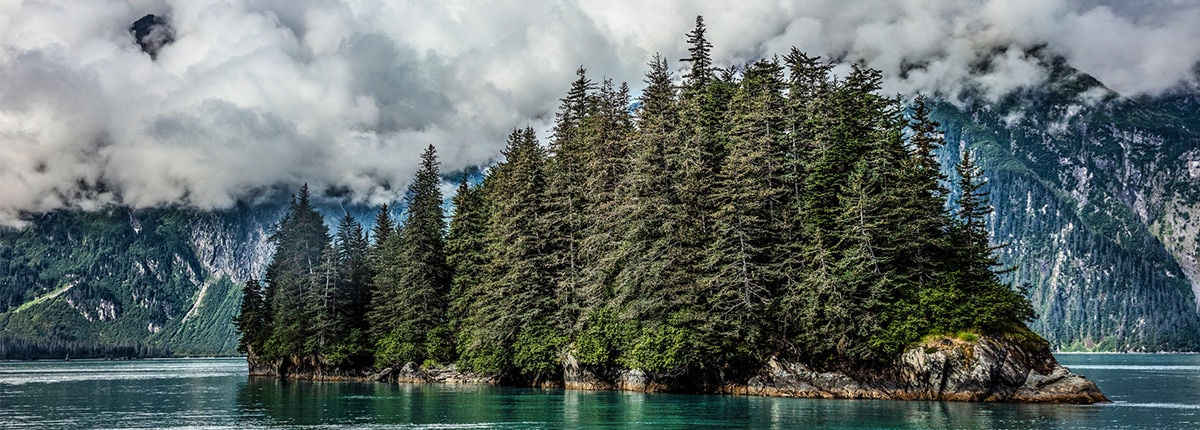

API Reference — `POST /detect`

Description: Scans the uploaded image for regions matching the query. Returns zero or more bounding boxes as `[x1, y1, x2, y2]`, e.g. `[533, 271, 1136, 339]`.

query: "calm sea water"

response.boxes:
[0, 354, 1197, 429]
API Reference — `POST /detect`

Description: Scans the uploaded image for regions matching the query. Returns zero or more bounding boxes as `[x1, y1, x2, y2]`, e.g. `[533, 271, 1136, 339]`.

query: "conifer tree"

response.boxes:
[575, 78, 633, 318]
[371, 204, 394, 246]
[233, 278, 268, 356]
[326, 213, 372, 365]
[773, 50, 833, 346]
[369, 145, 450, 367]
[262, 184, 331, 359]
[955, 150, 992, 268]
[446, 175, 488, 345]
[612, 55, 678, 316]
[945, 150, 1036, 332]
[309, 245, 342, 355]
[544, 68, 595, 332]
[458, 127, 564, 380]
[681, 15, 713, 90]
[576, 56, 681, 369]
[703, 58, 788, 355]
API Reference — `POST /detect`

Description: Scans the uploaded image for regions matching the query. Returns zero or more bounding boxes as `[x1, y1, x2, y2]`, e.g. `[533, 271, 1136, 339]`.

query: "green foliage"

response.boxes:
[373, 329, 420, 368]
[622, 318, 714, 373]
[234, 279, 268, 355]
[512, 322, 569, 379]
[262, 184, 332, 359]
[424, 325, 456, 364]
[574, 308, 633, 367]
[324, 329, 367, 367]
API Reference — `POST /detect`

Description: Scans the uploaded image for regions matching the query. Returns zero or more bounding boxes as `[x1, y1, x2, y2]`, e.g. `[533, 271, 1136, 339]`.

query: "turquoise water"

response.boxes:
[0, 354, 1196, 428]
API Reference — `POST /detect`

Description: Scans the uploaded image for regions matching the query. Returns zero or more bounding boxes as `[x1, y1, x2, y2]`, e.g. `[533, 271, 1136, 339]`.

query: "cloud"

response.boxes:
[0, 0, 1196, 226]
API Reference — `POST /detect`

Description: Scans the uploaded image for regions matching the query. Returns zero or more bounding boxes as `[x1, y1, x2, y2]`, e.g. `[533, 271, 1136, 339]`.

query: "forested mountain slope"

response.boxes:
[931, 61, 1200, 351]
[0, 205, 280, 358]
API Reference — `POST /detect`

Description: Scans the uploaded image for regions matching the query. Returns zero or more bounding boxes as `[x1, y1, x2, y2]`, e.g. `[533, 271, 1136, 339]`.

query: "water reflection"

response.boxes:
[234, 376, 1111, 429]
[3, 356, 1196, 429]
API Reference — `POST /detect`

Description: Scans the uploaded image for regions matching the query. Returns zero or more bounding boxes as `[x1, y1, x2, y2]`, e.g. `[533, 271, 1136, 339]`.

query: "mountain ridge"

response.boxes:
[930, 58, 1200, 350]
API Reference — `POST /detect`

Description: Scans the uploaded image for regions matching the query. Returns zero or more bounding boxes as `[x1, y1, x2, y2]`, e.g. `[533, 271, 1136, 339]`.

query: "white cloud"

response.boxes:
[0, 0, 1196, 226]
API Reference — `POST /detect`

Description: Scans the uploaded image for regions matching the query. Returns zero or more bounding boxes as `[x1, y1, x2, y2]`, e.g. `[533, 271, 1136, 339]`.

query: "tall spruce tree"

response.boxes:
[703, 58, 788, 357]
[578, 55, 683, 369]
[325, 213, 372, 365]
[369, 145, 450, 367]
[773, 50, 834, 348]
[681, 15, 713, 90]
[575, 78, 633, 319]
[262, 184, 331, 360]
[612, 55, 679, 318]
[544, 67, 595, 336]
[458, 127, 564, 380]
[233, 278, 268, 356]
[446, 175, 489, 348]
[371, 204, 394, 246]
[945, 150, 1036, 332]
[308, 245, 340, 355]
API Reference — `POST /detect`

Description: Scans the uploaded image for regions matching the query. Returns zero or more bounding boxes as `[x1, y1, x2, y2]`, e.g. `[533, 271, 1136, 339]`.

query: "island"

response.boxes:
[235, 17, 1106, 404]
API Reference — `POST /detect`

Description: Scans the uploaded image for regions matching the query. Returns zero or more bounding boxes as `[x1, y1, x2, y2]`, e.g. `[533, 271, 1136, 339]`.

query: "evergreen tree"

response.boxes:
[638, 54, 677, 129]
[369, 145, 451, 367]
[612, 55, 678, 315]
[544, 67, 595, 335]
[773, 50, 833, 347]
[575, 78, 633, 321]
[233, 278, 268, 356]
[327, 213, 372, 365]
[703, 58, 788, 357]
[262, 184, 331, 360]
[583, 56, 683, 369]
[446, 175, 489, 352]
[308, 245, 342, 355]
[458, 127, 565, 381]
[371, 204, 395, 246]
[955, 149, 992, 268]
[945, 150, 1036, 332]
[681, 15, 713, 90]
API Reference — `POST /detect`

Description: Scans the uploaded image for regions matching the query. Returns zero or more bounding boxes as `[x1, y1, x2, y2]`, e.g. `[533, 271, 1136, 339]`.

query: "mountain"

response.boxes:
[930, 59, 1200, 351]
[1, 62, 1198, 357]
[0, 205, 280, 358]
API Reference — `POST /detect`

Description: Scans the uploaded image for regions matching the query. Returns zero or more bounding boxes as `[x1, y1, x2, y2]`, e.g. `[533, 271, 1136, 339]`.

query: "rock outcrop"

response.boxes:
[564, 335, 1107, 404]
[248, 353, 494, 385]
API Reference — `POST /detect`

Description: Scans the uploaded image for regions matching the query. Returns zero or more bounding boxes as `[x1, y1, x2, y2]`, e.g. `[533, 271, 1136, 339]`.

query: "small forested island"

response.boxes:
[235, 17, 1105, 403]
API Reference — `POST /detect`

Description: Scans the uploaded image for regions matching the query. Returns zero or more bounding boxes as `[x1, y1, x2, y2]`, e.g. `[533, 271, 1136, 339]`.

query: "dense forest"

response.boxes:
[236, 17, 1036, 382]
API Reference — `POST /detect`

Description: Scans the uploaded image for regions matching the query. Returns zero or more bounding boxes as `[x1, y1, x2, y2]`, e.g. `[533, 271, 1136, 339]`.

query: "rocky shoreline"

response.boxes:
[247, 335, 1107, 404]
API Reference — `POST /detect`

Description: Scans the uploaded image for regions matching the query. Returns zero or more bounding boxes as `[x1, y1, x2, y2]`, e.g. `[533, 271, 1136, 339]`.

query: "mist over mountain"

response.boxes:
[1, 0, 1198, 227]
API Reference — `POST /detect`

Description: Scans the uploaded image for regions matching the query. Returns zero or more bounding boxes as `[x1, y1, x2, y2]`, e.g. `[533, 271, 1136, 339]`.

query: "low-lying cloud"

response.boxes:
[0, 0, 1196, 226]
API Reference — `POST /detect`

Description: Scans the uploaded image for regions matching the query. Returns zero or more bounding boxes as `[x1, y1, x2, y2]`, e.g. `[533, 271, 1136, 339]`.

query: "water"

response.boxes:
[0, 354, 1197, 429]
